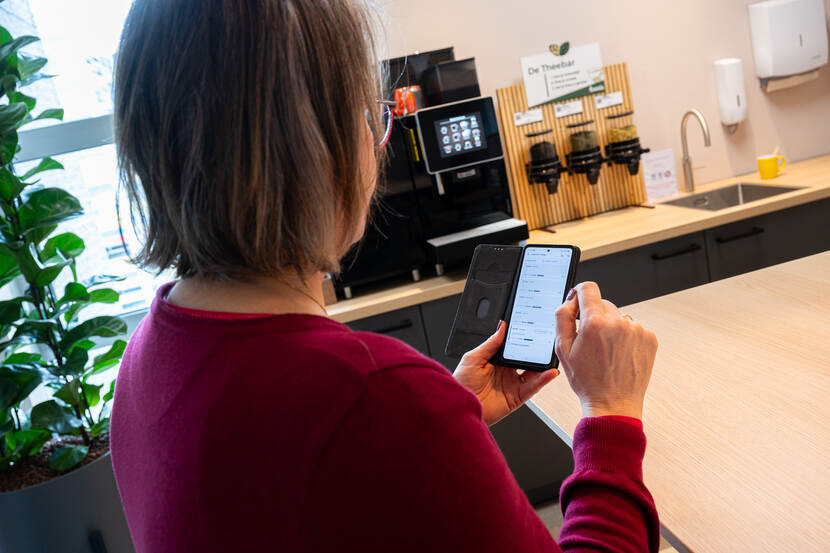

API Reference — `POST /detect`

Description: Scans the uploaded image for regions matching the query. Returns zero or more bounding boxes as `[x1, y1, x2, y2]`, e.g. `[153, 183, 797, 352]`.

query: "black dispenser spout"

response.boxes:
[525, 130, 563, 195]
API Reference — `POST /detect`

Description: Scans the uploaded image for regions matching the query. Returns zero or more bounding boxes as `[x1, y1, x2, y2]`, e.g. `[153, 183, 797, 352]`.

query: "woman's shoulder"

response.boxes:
[344, 330, 481, 417]
[344, 330, 444, 373]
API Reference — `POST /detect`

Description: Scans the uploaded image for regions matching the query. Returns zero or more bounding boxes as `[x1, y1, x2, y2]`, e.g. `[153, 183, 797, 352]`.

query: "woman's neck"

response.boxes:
[166, 271, 328, 317]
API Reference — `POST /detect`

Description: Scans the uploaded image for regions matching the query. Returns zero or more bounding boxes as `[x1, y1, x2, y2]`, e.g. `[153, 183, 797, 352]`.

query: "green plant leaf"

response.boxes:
[69, 339, 95, 352]
[0, 129, 17, 165]
[90, 416, 109, 438]
[0, 35, 39, 63]
[63, 290, 121, 323]
[20, 157, 62, 182]
[52, 346, 88, 377]
[30, 399, 81, 433]
[26, 223, 57, 246]
[0, 364, 42, 408]
[103, 381, 115, 403]
[82, 381, 101, 408]
[13, 319, 57, 345]
[102, 379, 115, 403]
[53, 378, 80, 407]
[41, 232, 84, 264]
[0, 334, 26, 356]
[19, 72, 54, 88]
[83, 274, 126, 288]
[0, 102, 27, 134]
[0, 73, 17, 95]
[60, 316, 127, 352]
[0, 378, 14, 410]
[0, 409, 13, 435]
[0, 246, 18, 285]
[18, 107, 63, 127]
[89, 288, 118, 304]
[18, 188, 83, 231]
[49, 444, 87, 472]
[57, 281, 89, 305]
[2, 352, 41, 364]
[34, 261, 69, 286]
[0, 367, 39, 410]
[0, 168, 23, 202]
[4, 428, 50, 458]
[0, 297, 23, 325]
[63, 302, 83, 324]
[89, 339, 126, 375]
[8, 91, 35, 111]
[7, 241, 38, 282]
[14, 54, 46, 81]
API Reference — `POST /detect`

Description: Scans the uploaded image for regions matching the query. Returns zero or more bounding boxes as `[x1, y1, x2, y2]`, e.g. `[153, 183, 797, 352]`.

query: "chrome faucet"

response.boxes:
[680, 109, 711, 193]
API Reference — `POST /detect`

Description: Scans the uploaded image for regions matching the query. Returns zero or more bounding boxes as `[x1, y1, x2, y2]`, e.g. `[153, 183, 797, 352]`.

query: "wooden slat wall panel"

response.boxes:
[496, 63, 648, 231]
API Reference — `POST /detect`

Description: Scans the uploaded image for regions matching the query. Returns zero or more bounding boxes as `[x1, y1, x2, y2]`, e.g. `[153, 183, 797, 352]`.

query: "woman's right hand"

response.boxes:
[555, 282, 658, 420]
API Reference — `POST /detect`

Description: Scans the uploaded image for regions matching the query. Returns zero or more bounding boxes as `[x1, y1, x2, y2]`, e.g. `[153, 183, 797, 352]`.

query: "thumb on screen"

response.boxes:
[555, 292, 578, 359]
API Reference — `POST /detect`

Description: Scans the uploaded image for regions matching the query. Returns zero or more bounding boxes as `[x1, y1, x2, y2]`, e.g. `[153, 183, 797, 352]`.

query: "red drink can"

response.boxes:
[394, 86, 417, 116]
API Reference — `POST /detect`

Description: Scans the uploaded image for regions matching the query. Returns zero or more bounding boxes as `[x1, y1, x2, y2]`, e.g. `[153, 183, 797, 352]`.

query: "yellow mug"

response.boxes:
[757, 155, 786, 179]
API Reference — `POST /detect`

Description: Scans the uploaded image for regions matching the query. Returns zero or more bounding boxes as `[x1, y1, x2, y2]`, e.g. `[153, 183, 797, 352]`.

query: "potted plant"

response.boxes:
[0, 27, 134, 553]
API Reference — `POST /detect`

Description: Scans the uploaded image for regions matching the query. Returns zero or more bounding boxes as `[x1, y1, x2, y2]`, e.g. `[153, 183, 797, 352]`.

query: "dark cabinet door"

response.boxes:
[575, 231, 710, 306]
[420, 294, 463, 371]
[706, 198, 830, 281]
[346, 305, 430, 356]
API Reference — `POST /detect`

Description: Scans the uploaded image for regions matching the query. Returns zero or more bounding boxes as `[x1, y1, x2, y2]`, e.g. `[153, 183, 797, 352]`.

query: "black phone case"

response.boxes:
[444, 244, 523, 359]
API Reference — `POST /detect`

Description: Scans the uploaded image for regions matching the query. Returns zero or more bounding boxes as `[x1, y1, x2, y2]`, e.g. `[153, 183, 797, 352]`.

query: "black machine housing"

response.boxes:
[336, 48, 527, 297]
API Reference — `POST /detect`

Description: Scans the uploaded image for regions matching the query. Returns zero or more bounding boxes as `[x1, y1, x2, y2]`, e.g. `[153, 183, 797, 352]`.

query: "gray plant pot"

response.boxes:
[0, 453, 135, 553]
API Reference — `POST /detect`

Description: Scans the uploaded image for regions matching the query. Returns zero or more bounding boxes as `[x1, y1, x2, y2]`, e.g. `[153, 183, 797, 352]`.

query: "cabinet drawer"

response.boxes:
[347, 305, 430, 356]
[706, 198, 830, 281]
[576, 231, 709, 306]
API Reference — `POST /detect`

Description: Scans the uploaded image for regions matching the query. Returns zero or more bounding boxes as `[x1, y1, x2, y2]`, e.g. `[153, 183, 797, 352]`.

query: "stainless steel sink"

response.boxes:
[661, 183, 802, 211]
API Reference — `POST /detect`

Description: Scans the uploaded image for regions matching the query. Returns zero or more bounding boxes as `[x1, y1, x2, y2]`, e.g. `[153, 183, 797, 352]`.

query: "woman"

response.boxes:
[110, 1, 660, 552]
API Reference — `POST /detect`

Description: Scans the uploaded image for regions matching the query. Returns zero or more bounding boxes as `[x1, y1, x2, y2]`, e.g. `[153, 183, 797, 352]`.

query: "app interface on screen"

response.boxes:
[434, 112, 486, 158]
[503, 248, 573, 364]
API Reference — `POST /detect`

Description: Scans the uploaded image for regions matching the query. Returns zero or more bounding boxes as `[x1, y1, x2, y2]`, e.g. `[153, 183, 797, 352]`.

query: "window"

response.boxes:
[1, 1, 169, 330]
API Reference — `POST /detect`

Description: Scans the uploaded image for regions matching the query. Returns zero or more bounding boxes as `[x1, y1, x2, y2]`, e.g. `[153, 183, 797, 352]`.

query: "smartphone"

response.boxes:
[495, 244, 581, 371]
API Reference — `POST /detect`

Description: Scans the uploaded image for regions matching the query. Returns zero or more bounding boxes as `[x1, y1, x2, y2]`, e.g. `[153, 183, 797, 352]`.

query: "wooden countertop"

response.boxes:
[329, 154, 830, 323]
[530, 252, 830, 553]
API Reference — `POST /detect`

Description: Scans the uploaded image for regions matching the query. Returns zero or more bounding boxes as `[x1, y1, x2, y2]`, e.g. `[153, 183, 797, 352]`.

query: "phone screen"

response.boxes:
[502, 247, 574, 365]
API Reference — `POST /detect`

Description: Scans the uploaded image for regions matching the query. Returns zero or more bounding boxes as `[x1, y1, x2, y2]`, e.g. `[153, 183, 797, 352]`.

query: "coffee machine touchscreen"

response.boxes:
[502, 247, 574, 365]
[434, 112, 487, 158]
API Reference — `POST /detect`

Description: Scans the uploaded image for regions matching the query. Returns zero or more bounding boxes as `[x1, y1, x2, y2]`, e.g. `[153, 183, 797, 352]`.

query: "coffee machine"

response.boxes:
[337, 48, 528, 297]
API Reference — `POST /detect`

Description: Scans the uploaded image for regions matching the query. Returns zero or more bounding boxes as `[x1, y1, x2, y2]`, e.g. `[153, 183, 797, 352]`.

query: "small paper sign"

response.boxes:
[595, 91, 624, 110]
[554, 100, 584, 119]
[521, 43, 605, 107]
[513, 108, 544, 127]
[642, 148, 679, 201]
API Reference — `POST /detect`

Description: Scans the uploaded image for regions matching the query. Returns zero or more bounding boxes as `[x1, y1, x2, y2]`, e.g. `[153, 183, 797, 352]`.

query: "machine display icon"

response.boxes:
[433, 112, 488, 159]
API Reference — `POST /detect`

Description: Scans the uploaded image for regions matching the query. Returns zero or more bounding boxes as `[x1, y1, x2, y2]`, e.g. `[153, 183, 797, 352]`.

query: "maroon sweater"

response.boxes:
[111, 285, 660, 552]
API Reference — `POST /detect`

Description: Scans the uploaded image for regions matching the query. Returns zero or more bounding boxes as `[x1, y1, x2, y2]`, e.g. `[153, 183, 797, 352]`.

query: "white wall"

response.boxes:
[382, 0, 830, 186]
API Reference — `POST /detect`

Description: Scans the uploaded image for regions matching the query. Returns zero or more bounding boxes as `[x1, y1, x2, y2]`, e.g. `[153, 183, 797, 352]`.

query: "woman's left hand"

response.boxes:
[454, 321, 560, 426]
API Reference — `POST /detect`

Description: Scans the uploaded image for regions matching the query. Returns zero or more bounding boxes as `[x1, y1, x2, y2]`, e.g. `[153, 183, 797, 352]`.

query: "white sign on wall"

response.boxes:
[554, 99, 583, 118]
[595, 91, 624, 110]
[642, 148, 679, 201]
[513, 108, 544, 127]
[521, 43, 605, 108]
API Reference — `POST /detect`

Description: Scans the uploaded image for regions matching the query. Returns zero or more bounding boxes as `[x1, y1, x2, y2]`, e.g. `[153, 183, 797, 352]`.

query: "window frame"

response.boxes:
[17, 114, 148, 338]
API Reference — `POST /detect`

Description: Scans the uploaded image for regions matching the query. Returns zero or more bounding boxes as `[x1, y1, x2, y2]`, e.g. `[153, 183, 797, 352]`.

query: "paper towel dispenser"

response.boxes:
[749, 0, 828, 88]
